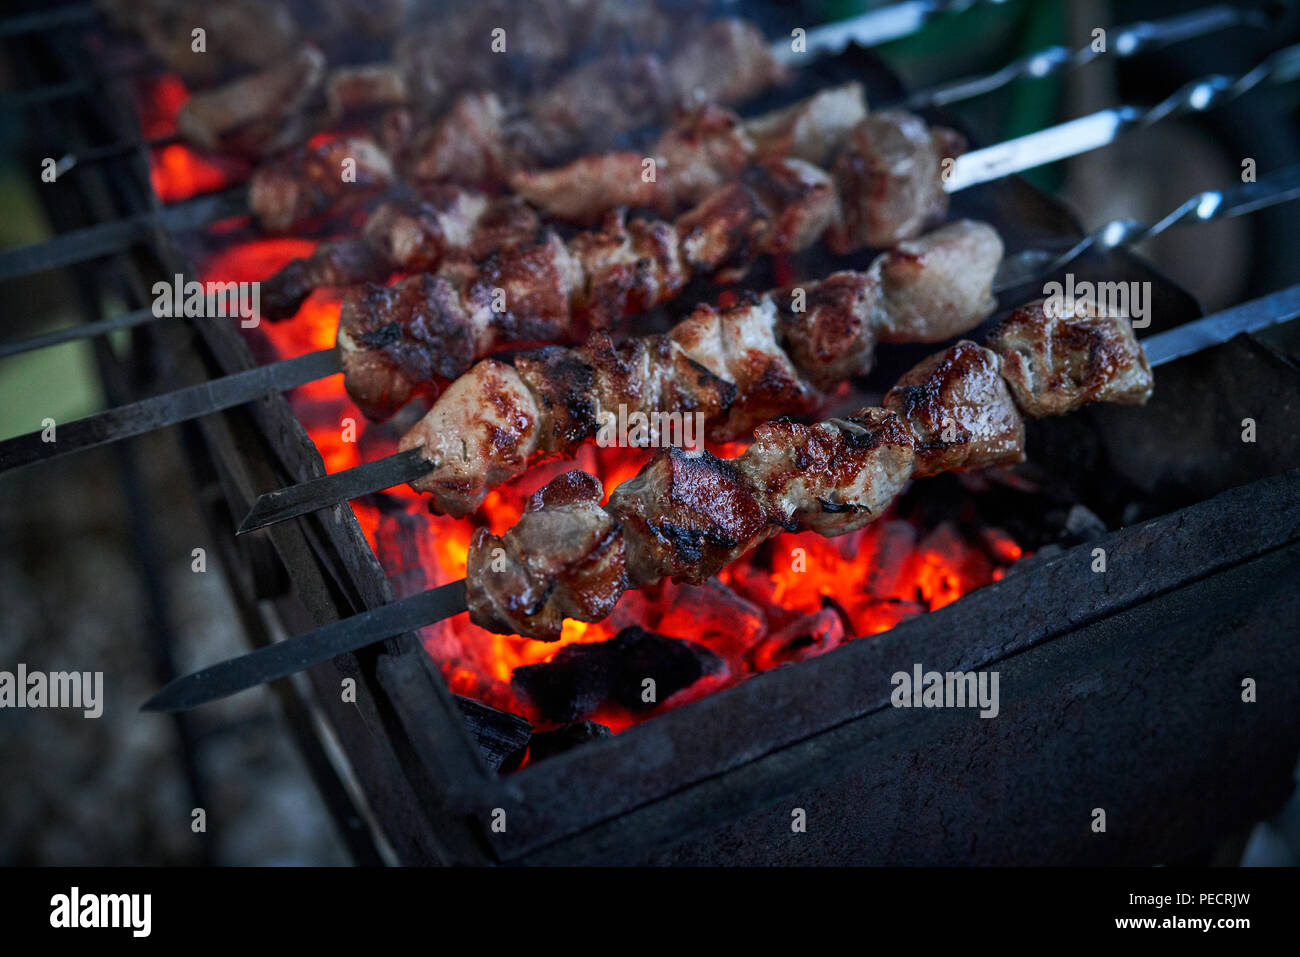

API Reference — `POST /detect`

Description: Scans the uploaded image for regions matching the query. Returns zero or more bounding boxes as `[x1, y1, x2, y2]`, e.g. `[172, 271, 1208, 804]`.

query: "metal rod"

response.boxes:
[0, 305, 156, 359]
[905, 2, 1268, 110]
[946, 40, 1300, 192]
[0, 346, 340, 472]
[0, 186, 246, 283]
[992, 162, 1300, 292]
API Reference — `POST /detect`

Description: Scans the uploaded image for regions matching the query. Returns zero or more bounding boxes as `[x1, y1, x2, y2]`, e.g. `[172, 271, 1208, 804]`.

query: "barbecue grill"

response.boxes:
[1, 0, 1298, 866]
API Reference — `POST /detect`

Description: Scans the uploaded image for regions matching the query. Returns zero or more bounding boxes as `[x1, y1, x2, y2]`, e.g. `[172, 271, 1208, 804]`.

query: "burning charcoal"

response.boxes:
[606, 627, 725, 712]
[649, 580, 766, 667]
[512, 627, 724, 724]
[749, 608, 844, 671]
[528, 721, 612, 763]
[454, 696, 532, 775]
[511, 652, 610, 726]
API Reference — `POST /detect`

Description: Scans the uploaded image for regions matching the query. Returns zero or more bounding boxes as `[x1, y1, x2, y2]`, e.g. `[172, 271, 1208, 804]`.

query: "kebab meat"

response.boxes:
[297, 108, 966, 424]
[464, 298, 1155, 640]
[392, 219, 1003, 517]
[255, 82, 871, 300]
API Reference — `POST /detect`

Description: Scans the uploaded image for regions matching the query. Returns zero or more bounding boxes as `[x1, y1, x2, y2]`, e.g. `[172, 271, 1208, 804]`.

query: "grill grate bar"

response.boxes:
[0, 186, 246, 283]
[0, 305, 156, 359]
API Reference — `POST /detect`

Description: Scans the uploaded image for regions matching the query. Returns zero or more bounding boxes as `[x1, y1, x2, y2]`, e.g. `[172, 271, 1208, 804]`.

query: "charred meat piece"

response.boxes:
[396, 222, 1002, 516]
[884, 341, 1026, 477]
[249, 135, 394, 233]
[987, 297, 1154, 416]
[508, 84, 866, 223]
[466, 471, 626, 642]
[405, 92, 513, 186]
[827, 111, 964, 252]
[737, 408, 915, 538]
[336, 273, 479, 420]
[176, 46, 325, 157]
[261, 190, 542, 320]
[465, 316, 1157, 641]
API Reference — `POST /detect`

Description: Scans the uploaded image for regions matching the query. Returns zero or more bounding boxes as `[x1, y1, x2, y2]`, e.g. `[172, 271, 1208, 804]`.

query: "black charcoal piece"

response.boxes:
[528, 721, 612, 762]
[454, 695, 532, 774]
[512, 626, 723, 723]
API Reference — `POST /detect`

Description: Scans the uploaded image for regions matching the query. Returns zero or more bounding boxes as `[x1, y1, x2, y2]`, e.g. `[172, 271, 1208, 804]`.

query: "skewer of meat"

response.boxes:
[466, 297, 1154, 640]
[183, 14, 780, 173]
[332, 112, 965, 420]
[250, 79, 863, 273]
[391, 220, 1003, 519]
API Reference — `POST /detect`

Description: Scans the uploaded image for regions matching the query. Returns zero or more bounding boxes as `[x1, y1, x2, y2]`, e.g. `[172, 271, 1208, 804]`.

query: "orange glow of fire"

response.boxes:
[133, 73, 247, 203]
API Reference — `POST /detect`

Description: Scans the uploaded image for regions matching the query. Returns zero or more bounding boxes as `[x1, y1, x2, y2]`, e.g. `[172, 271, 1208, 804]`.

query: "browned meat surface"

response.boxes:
[463, 307, 1159, 641]
[987, 298, 1154, 416]
[248, 135, 394, 233]
[175, 46, 325, 157]
[873, 220, 1003, 342]
[261, 191, 541, 320]
[745, 83, 868, 165]
[827, 111, 964, 252]
[467, 470, 626, 642]
[508, 85, 866, 223]
[405, 92, 513, 185]
[884, 341, 1025, 476]
[397, 221, 1001, 516]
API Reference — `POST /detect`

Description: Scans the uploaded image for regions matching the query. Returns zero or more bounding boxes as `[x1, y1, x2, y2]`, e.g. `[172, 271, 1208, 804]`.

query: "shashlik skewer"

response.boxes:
[465, 297, 1154, 640]
[150, 287, 1273, 715]
[292, 110, 965, 422]
[242, 2, 1262, 232]
[394, 219, 1003, 519]
[236, 218, 1001, 532]
[256, 82, 872, 317]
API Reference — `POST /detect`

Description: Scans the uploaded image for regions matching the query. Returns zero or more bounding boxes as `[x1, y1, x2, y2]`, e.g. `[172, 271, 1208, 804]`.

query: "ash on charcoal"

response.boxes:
[512, 627, 724, 724]
[528, 721, 612, 762]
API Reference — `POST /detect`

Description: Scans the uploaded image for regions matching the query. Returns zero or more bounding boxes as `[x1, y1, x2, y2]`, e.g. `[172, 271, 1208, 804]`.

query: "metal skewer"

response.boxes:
[141, 285, 1300, 713]
[991, 162, 1300, 293]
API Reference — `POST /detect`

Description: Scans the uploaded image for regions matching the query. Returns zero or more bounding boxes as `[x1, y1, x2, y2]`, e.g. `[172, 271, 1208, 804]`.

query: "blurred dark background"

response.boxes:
[1, 0, 1297, 865]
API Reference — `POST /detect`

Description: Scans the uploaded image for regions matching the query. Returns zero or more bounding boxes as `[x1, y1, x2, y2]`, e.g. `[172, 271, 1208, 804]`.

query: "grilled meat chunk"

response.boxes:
[740, 408, 915, 537]
[261, 190, 541, 320]
[466, 470, 626, 642]
[176, 46, 325, 157]
[827, 111, 964, 251]
[508, 85, 866, 223]
[987, 298, 1154, 416]
[873, 220, 1002, 342]
[397, 221, 1002, 516]
[884, 341, 1025, 476]
[249, 135, 394, 233]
